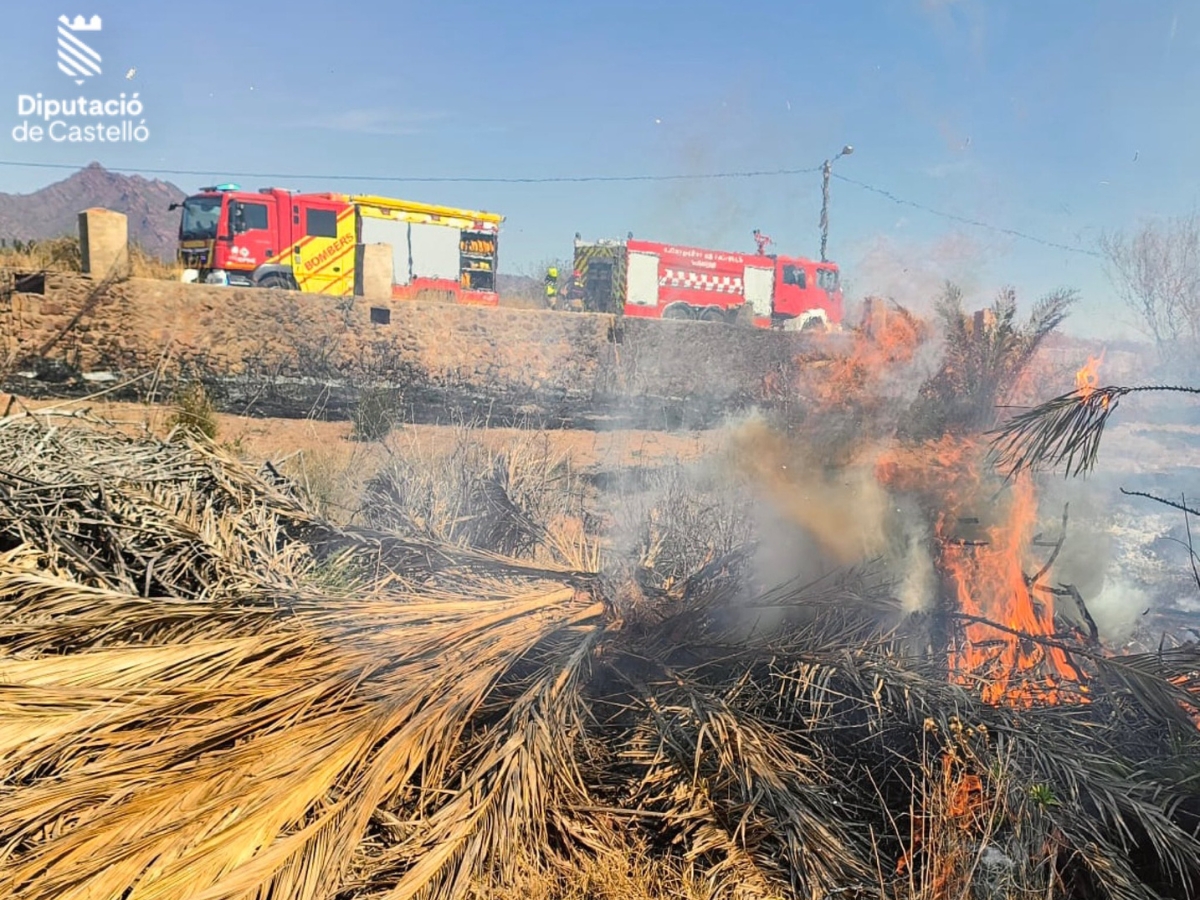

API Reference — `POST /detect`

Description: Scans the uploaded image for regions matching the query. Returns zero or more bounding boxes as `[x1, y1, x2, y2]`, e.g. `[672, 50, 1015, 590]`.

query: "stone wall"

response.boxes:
[1, 273, 836, 428]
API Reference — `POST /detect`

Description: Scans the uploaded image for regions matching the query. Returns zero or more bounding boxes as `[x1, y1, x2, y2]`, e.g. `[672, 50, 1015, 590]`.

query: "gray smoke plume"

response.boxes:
[848, 230, 987, 318]
[718, 414, 937, 615]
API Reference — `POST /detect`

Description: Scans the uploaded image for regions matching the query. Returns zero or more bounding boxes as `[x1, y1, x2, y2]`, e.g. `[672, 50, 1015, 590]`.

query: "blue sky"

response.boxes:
[2, 0, 1198, 338]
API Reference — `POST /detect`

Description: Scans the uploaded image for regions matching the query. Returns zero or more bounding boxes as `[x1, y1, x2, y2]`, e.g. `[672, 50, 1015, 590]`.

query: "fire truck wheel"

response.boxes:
[661, 303, 693, 320]
[731, 305, 755, 327]
[800, 315, 828, 333]
[258, 273, 292, 291]
[700, 307, 726, 323]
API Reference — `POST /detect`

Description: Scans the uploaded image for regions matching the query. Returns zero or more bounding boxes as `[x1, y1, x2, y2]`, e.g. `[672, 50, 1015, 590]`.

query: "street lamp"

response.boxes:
[819, 144, 854, 262]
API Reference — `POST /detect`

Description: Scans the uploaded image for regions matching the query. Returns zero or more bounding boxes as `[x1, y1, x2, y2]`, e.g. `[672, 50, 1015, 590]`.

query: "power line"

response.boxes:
[0, 157, 1103, 258]
[0, 159, 823, 184]
[832, 172, 1102, 259]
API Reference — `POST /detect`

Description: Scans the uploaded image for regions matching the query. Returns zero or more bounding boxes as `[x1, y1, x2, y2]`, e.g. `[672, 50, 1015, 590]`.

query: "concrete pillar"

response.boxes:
[357, 242, 394, 299]
[77, 208, 129, 280]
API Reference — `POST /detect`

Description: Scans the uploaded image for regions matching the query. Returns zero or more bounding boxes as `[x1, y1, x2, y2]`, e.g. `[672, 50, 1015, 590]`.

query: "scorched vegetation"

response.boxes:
[0, 287, 1198, 900]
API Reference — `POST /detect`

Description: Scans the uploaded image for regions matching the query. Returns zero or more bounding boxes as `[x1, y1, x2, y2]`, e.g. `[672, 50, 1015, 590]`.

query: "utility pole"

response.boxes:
[819, 144, 854, 262]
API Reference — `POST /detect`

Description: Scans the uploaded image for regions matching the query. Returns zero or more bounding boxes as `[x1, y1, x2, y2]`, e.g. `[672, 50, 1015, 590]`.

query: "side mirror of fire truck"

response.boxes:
[223, 203, 242, 240]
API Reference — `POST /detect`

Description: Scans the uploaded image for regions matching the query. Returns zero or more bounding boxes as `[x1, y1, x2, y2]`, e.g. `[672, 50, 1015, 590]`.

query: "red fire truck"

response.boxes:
[564, 233, 843, 328]
[173, 184, 503, 305]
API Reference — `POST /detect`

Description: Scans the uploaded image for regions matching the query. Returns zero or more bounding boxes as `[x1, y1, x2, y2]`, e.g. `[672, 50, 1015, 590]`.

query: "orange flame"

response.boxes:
[938, 471, 1080, 705]
[1075, 350, 1106, 403]
[877, 438, 1086, 707]
[797, 307, 1092, 708]
[806, 301, 926, 406]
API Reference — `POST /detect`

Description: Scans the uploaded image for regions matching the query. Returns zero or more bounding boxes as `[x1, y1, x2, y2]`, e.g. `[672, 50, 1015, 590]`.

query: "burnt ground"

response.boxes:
[3, 371, 769, 433]
[4, 367, 1199, 646]
[1045, 412, 1200, 645]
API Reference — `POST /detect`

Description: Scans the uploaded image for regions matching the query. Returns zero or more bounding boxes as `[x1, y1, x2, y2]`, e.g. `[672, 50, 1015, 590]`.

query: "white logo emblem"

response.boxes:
[57, 15, 102, 85]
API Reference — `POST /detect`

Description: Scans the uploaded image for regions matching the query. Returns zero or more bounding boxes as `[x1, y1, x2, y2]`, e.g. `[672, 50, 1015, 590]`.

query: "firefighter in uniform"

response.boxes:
[544, 267, 559, 308]
[569, 269, 585, 311]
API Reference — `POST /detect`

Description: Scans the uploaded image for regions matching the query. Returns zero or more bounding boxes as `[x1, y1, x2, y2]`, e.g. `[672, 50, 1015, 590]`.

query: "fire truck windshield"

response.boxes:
[179, 196, 223, 240]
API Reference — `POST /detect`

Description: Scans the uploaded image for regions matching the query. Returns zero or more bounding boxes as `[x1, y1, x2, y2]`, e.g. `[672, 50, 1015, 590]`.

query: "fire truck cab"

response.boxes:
[568, 235, 843, 329]
[174, 184, 503, 305]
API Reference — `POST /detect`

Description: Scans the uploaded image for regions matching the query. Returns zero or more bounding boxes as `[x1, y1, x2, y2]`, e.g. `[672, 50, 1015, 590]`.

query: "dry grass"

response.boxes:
[165, 380, 220, 441]
[4, 268, 1197, 899]
[351, 387, 404, 443]
[362, 423, 596, 569]
[466, 837, 742, 900]
[279, 441, 383, 522]
[0, 235, 179, 279]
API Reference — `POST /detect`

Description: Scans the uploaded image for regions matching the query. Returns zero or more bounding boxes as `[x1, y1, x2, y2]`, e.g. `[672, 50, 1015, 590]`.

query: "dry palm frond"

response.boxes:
[989, 384, 1200, 477]
[1, 417, 1200, 899]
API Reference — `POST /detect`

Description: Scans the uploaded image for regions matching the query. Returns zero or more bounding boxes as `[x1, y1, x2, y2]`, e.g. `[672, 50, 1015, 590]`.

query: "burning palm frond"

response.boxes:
[989, 384, 1200, 477]
[903, 283, 1078, 440]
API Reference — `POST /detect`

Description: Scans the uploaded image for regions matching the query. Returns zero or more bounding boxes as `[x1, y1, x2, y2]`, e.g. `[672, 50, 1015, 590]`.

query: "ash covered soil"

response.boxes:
[1051, 405, 1200, 643]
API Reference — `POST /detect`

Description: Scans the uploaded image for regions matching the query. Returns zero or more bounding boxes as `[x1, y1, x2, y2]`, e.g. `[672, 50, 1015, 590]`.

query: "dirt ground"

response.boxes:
[8, 388, 1199, 476]
[2, 393, 713, 455]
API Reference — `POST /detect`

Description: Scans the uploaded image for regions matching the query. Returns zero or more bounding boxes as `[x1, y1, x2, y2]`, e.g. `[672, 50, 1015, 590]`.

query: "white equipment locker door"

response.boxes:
[743, 265, 774, 318]
[627, 250, 659, 306]
[409, 223, 461, 281]
[359, 217, 410, 285]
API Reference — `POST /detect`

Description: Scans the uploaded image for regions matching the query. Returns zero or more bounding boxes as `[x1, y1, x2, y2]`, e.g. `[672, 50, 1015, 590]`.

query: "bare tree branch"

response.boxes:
[1029, 503, 1069, 585]
[1117, 488, 1200, 519]
[1098, 213, 1200, 354]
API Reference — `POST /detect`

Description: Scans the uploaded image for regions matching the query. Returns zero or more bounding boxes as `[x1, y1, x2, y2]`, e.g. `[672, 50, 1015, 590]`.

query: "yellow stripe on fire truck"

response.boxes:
[264, 207, 356, 267]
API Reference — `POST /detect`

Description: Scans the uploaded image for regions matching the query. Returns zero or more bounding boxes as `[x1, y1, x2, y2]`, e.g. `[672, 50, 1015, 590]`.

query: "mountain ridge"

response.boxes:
[0, 162, 185, 259]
